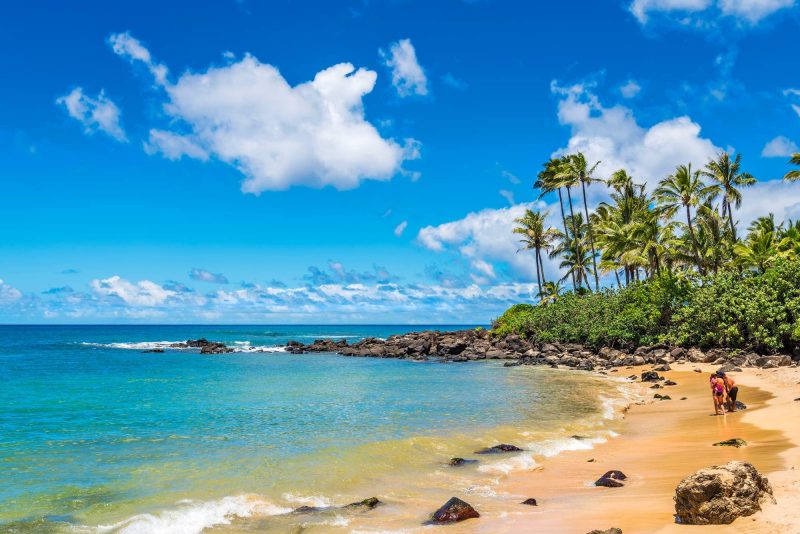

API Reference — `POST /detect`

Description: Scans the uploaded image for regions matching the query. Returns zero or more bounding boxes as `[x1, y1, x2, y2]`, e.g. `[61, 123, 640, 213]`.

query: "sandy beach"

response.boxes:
[466, 363, 800, 533]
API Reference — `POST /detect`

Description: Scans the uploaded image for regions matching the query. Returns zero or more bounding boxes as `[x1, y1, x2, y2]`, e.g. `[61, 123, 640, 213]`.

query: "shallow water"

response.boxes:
[0, 325, 635, 533]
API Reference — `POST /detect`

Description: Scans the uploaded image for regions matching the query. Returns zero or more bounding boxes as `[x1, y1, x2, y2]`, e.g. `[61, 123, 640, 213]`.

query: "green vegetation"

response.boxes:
[500, 150, 800, 352]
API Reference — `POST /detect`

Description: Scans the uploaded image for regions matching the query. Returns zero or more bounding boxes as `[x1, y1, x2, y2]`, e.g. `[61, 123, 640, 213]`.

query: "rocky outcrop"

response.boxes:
[674, 461, 774, 525]
[474, 444, 523, 454]
[429, 497, 480, 523]
[169, 338, 233, 354]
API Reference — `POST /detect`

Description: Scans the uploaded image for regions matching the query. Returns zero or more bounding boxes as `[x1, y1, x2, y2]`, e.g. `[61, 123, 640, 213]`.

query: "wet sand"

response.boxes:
[476, 363, 800, 533]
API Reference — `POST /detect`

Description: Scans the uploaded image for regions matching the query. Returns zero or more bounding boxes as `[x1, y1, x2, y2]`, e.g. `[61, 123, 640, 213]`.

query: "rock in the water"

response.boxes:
[641, 371, 661, 382]
[601, 470, 627, 481]
[587, 529, 622, 534]
[344, 497, 381, 510]
[430, 497, 480, 523]
[142, 349, 164, 353]
[520, 498, 538, 506]
[474, 444, 523, 454]
[735, 401, 747, 410]
[674, 461, 774, 525]
[448, 457, 477, 466]
[595, 477, 624, 487]
[713, 439, 747, 448]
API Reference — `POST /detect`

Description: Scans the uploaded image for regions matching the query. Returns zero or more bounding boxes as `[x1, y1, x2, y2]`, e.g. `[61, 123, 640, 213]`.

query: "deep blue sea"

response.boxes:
[0, 325, 633, 533]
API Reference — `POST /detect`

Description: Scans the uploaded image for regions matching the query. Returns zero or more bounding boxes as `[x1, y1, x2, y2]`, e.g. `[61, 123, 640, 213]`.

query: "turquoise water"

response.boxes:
[0, 325, 630, 532]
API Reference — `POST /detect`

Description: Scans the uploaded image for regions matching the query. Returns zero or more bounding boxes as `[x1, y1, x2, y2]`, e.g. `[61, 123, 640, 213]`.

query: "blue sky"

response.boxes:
[1, 0, 799, 323]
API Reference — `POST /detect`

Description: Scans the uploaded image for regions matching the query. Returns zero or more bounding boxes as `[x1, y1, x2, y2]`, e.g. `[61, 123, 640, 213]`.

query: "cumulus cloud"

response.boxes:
[620, 80, 642, 98]
[630, 0, 794, 26]
[304, 262, 397, 286]
[762, 136, 799, 157]
[56, 88, 126, 141]
[90, 276, 176, 306]
[189, 268, 229, 284]
[502, 170, 521, 184]
[551, 81, 720, 191]
[42, 286, 74, 295]
[498, 189, 515, 205]
[394, 220, 408, 237]
[380, 38, 428, 97]
[109, 32, 419, 192]
[737, 179, 800, 229]
[0, 279, 23, 304]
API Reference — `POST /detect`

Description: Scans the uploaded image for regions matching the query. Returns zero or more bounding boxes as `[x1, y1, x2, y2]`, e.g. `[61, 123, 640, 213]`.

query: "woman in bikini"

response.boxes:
[710, 373, 726, 415]
[718, 372, 738, 412]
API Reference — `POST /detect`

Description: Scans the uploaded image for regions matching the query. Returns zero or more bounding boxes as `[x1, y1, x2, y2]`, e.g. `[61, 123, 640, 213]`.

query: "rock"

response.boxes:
[650, 384, 662, 389]
[520, 498, 538, 506]
[653, 364, 671, 371]
[601, 470, 627, 480]
[713, 439, 747, 448]
[735, 401, 747, 410]
[694, 368, 702, 373]
[344, 497, 381, 510]
[595, 477, 624, 488]
[475, 444, 523, 454]
[756, 355, 792, 368]
[429, 497, 480, 523]
[660, 395, 672, 400]
[142, 349, 164, 353]
[717, 364, 742, 374]
[664, 380, 677, 386]
[670, 347, 686, 359]
[449, 457, 477, 466]
[681, 397, 688, 400]
[688, 348, 714, 363]
[641, 371, 661, 382]
[587, 529, 622, 534]
[674, 461, 774, 525]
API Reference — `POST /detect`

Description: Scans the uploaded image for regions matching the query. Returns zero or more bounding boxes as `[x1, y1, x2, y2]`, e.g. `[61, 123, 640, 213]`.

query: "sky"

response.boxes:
[1, 0, 800, 324]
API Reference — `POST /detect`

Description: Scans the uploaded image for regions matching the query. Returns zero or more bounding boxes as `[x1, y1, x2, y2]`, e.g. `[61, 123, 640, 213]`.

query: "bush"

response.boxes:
[493, 258, 800, 352]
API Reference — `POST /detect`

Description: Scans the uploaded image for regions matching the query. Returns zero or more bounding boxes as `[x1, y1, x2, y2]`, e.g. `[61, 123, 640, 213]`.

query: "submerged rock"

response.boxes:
[344, 497, 381, 510]
[474, 444, 523, 454]
[587, 529, 622, 534]
[713, 438, 747, 448]
[448, 457, 477, 466]
[429, 497, 480, 523]
[674, 461, 774, 525]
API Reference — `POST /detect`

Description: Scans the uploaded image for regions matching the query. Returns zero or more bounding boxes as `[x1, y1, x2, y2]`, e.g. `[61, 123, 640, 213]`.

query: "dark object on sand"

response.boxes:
[595, 470, 626, 487]
[641, 371, 661, 382]
[520, 498, 538, 506]
[474, 444, 523, 454]
[587, 529, 622, 534]
[430, 497, 480, 523]
[448, 457, 477, 466]
[713, 438, 747, 448]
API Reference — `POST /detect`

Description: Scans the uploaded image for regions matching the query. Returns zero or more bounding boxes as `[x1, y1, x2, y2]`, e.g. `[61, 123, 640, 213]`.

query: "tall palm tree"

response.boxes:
[538, 280, 562, 304]
[550, 213, 593, 289]
[701, 152, 755, 241]
[783, 153, 800, 181]
[654, 163, 714, 275]
[558, 153, 601, 291]
[536, 157, 577, 290]
[513, 210, 555, 297]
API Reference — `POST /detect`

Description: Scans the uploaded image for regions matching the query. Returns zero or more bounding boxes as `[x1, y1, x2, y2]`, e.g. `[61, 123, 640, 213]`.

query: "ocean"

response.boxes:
[0, 325, 636, 533]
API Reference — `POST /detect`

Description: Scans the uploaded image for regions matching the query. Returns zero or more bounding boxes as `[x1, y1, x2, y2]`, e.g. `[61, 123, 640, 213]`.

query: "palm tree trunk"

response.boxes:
[727, 200, 738, 242]
[557, 188, 577, 291]
[565, 186, 582, 289]
[534, 245, 542, 300]
[614, 268, 621, 288]
[537, 249, 547, 286]
[686, 204, 705, 275]
[624, 267, 630, 286]
[581, 180, 600, 291]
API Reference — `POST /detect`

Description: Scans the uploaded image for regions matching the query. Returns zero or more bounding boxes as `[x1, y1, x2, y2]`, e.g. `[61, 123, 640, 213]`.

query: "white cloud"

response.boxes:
[793, 104, 800, 118]
[0, 279, 22, 304]
[620, 80, 642, 98]
[56, 88, 126, 141]
[551, 81, 720, 192]
[441, 73, 467, 91]
[762, 136, 798, 157]
[737, 179, 800, 229]
[109, 32, 169, 85]
[394, 220, 408, 237]
[380, 38, 428, 97]
[90, 276, 175, 306]
[110, 33, 419, 193]
[189, 268, 228, 284]
[630, 0, 794, 25]
[417, 201, 558, 283]
[718, 0, 795, 22]
[502, 170, 521, 184]
[499, 189, 515, 205]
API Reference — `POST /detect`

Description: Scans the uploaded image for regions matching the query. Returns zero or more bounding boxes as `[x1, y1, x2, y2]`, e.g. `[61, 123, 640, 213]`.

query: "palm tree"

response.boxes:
[702, 152, 755, 241]
[550, 213, 593, 289]
[733, 229, 777, 272]
[513, 210, 555, 297]
[538, 280, 562, 304]
[536, 157, 577, 290]
[654, 163, 714, 275]
[783, 153, 800, 181]
[558, 153, 601, 291]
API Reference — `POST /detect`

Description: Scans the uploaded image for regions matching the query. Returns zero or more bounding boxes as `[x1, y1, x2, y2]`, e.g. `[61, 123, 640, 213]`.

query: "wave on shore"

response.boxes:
[79, 341, 288, 353]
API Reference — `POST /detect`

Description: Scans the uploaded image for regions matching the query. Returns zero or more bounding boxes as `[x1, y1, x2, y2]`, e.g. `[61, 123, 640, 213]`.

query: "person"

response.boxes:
[718, 371, 738, 412]
[710, 373, 726, 415]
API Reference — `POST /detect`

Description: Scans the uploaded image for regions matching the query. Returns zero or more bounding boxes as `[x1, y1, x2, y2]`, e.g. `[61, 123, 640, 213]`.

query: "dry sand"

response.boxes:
[466, 363, 800, 534]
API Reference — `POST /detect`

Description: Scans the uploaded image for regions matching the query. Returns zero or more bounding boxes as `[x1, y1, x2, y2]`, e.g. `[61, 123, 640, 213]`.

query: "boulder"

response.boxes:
[664, 380, 677, 386]
[687, 348, 714, 363]
[475, 444, 523, 454]
[587, 529, 622, 534]
[756, 355, 792, 368]
[653, 364, 671, 372]
[595, 470, 626, 487]
[430, 497, 480, 523]
[142, 349, 164, 353]
[674, 461, 774, 525]
[448, 457, 478, 466]
[344, 497, 381, 510]
[641, 371, 661, 382]
[520, 498, 538, 506]
[716, 364, 742, 374]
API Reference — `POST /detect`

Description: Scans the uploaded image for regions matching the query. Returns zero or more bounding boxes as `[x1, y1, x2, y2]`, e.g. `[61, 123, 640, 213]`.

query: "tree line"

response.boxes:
[512, 150, 800, 302]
